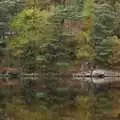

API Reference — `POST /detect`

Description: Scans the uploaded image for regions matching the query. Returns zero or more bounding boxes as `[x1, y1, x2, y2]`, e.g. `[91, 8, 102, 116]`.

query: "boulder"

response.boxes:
[92, 69, 105, 78]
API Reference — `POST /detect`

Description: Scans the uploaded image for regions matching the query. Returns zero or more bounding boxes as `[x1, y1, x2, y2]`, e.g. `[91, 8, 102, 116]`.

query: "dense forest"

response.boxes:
[1, 0, 120, 70]
[0, 0, 120, 120]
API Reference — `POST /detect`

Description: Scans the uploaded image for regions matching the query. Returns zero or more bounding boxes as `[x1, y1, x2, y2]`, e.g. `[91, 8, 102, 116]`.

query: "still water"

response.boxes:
[76, 77, 120, 120]
[0, 77, 120, 120]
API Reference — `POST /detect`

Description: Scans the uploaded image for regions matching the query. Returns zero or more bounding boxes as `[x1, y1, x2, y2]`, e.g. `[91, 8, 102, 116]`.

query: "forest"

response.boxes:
[0, 0, 120, 120]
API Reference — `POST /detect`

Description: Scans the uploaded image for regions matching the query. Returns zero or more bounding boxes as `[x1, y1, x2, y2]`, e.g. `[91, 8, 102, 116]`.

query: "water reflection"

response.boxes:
[72, 77, 120, 120]
[0, 77, 120, 120]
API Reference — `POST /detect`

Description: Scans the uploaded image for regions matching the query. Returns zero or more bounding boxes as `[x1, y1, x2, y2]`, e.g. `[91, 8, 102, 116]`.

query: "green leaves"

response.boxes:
[82, 0, 94, 18]
[8, 0, 120, 69]
[92, 3, 116, 65]
[0, 0, 24, 64]
[108, 36, 120, 66]
[10, 8, 55, 55]
[75, 31, 95, 61]
[55, 4, 83, 21]
[9, 6, 75, 72]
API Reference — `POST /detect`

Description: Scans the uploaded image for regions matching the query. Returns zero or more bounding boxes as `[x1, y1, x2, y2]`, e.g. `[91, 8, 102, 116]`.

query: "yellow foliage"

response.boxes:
[6, 104, 52, 120]
[75, 31, 95, 61]
[6, 97, 93, 120]
[74, 96, 92, 120]
[109, 36, 120, 66]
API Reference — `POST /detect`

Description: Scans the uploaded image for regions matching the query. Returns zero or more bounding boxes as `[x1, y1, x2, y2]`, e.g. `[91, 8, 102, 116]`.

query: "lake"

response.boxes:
[0, 77, 120, 120]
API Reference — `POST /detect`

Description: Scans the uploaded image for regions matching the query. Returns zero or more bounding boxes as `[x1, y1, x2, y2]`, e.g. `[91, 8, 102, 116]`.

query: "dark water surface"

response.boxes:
[0, 77, 120, 120]
[80, 77, 120, 120]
